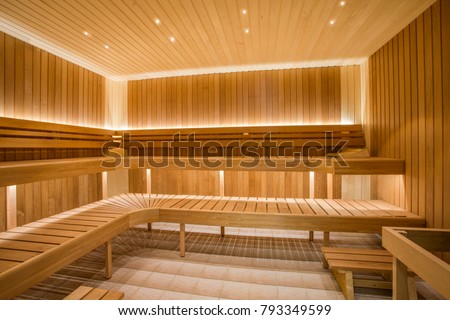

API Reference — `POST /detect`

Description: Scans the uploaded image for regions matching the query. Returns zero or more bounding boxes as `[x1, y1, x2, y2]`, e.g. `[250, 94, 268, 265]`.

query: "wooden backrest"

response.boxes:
[0, 117, 115, 149]
[120, 124, 365, 156]
[0, 117, 365, 156]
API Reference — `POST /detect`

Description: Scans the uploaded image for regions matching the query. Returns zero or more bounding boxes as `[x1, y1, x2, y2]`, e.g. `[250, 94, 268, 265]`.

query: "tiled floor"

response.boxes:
[16, 223, 443, 300]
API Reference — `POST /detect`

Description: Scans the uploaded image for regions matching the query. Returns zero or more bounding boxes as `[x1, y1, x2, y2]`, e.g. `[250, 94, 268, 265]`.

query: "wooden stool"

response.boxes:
[64, 286, 124, 300]
[322, 247, 416, 300]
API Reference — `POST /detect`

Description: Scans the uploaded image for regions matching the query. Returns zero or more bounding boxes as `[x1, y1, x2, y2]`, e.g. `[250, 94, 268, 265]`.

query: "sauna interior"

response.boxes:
[0, 0, 449, 301]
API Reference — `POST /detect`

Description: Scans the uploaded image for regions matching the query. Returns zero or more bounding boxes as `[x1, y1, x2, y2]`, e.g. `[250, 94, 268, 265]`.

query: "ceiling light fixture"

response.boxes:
[170, 36, 175, 42]
[155, 18, 161, 25]
[83, 31, 89, 36]
[244, 28, 250, 34]
[329, 19, 336, 25]
[339, 1, 346, 7]
[104, 44, 109, 49]
[242, 9, 247, 14]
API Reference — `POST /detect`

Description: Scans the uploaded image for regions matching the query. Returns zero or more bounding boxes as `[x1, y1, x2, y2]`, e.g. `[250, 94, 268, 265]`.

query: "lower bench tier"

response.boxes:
[0, 193, 425, 299]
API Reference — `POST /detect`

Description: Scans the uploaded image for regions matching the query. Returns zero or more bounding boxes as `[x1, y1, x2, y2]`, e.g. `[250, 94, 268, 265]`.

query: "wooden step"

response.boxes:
[64, 286, 124, 300]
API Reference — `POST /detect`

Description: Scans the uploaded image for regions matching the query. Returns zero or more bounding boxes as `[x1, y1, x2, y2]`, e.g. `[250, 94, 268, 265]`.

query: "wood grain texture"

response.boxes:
[13, 174, 102, 229]
[0, 193, 424, 299]
[366, 0, 448, 232]
[0, 0, 435, 79]
[127, 66, 355, 128]
[151, 170, 220, 196]
[0, 31, 105, 127]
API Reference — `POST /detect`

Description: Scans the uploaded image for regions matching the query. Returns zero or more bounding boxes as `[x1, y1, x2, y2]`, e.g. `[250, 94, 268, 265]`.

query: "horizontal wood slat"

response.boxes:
[0, 193, 424, 299]
[0, 117, 114, 149]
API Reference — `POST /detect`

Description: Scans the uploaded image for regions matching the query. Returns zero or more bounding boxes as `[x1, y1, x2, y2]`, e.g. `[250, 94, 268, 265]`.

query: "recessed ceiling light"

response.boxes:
[339, 1, 346, 7]
[244, 28, 250, 34]
[83, 31, 89, 36]
[329, 19, 336, 25]
[104, 44, 109, 49]
[155, 18, 161, 25]
[170, 36, 175, 42]
[242, 9, 247, 14]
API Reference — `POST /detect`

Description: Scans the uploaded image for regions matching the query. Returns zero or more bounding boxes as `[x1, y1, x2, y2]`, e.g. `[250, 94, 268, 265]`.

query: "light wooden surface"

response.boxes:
[0, 193, 425, 299]
[64, 285, 124, 300]
[128, 67, 345, 128]
[332, 158, 405, 175]
[366, 0, 449, 247]
[0, 116, 114, 149]
[0, 32, 105, 125]
[0, 1, 435, 79]
[322, 247, 396, 299]
[123, 124, 364, 141]
[382, 227, 450, 299]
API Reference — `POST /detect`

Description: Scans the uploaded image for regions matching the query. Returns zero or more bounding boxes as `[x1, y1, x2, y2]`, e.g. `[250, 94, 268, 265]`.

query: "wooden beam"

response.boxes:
[333, 158, 405, 175]
[105, 240, 112, 279]
[382, 227, 450, 299]
[393, 257, 409, 300]
[323, 231, 330, 246]
[180, 223, 185, 257]
[332, 269, 354, 300]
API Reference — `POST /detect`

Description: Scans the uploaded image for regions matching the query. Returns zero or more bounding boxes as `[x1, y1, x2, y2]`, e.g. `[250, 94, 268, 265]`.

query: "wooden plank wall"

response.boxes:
[127, 66, 344, 128]
[340, 65, 362, 124]
[127, 66, 363, 196]
[366, 0, 449, 235]
[5, 174, 102, 230]
[0, 31, 106, 126]
[105, 79, 128, 129]
[151, 170, 220, 196]
[0, 31, 107, 229]
[0, 187, 5, 232]
[341, 175, 371, 200]
[225, 171, 310, 198]
[129, 169, 312, 198]
[0, 31, 106, 161]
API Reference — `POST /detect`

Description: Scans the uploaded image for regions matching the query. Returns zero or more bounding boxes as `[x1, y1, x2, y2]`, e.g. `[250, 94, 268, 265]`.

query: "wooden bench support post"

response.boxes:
[147, 223, 152, 232]
[220, 226, 225, 237]
[393, 257, 410, 300]
[332, 269, 354, 300]
[180, 223, 185, 257]
[105, 241, 112, 279]
[323, 231, 330, 246]
[309, 231, 314, 241]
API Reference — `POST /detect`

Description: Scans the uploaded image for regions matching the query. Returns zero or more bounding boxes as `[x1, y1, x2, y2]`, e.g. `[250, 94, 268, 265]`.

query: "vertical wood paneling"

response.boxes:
[0, 187, 6, 232]
[442, 0, 450, 262]
[0, 31, 105, 128]
[366, 0, 448, 232]
[341, 65, 361, 124]
[223, 171, 310, 198]
[0, 32, 4, 117]
[12, 174, 102, 228]
[128, 169, 147, 193]
[151, 170, 220, 196]
[127, 66, 360, 128]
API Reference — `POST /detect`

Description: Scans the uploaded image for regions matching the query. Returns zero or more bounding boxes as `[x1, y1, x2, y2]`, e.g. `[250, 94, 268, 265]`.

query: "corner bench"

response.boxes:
[322, 247, 417, 299]
[0, 194, 424, 299]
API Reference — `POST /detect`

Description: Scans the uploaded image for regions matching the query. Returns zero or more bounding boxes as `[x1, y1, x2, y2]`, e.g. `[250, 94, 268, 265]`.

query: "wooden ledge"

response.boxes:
[332, 157, 405, 175]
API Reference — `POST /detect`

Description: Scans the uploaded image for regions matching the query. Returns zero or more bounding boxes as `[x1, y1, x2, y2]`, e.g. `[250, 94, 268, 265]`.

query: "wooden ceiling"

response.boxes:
[0, 0, 436, 80]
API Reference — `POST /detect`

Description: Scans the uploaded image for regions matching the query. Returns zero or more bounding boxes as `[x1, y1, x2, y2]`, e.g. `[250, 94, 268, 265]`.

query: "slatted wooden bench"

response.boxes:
[64, 286, 124, 300]
[321, 247, 417, 299]
[0, 116, 115, 149]
[0, 193, 425, 299]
